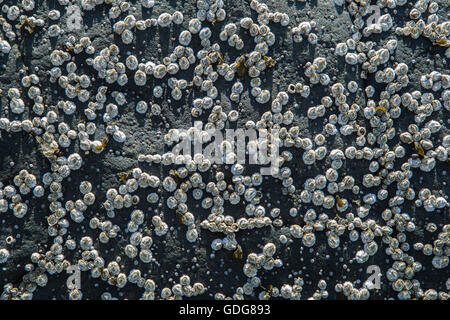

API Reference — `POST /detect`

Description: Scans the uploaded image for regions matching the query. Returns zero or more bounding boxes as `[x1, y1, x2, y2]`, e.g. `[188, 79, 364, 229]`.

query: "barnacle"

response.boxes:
[0, 0, 448, 302]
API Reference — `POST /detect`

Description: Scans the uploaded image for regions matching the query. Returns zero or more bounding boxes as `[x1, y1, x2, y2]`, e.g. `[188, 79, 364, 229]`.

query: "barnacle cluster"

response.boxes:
[0, 0, 448, 300]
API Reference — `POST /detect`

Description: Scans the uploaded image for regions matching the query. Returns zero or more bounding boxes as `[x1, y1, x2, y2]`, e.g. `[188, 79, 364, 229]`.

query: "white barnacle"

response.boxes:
[179, 30, 192, 46]
[335, 42, 348, 56]
[157, 13, 172, 27]
[345, 52, 358, 65]
[302, 233, 316, 247]
[188, 18, 202, 34]
[181, 225, 198, 244]
[134, 70, 147, 86]
[172, 11, 184, 25]
[0, 248, 10, 264]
